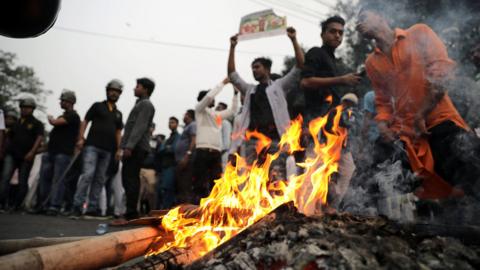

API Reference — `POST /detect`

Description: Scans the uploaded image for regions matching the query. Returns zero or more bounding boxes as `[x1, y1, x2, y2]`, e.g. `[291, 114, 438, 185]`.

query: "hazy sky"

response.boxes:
[0, 0, 338, 135]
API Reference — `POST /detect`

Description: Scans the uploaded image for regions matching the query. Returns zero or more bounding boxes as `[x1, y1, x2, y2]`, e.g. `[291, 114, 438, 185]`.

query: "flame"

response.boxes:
[147, 105, 348, 257]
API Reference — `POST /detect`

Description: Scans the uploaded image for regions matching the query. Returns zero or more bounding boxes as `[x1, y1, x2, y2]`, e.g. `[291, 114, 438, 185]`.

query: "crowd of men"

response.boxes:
[0, 9, 479, 222]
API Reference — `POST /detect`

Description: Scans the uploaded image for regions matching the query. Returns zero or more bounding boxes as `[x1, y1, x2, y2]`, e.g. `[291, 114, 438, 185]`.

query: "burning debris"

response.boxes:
[127, 203, 480, 270]
[141, 105, 348, 258]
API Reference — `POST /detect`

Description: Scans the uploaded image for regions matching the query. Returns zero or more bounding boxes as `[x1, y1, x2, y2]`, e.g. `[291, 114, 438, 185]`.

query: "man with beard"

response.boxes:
[71, 79, 124, 218]
[356, 9, 480, 200]
[36, 90, 80, 215]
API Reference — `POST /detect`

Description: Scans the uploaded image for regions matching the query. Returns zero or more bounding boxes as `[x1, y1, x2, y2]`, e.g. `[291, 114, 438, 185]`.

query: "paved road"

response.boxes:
[0, 212, 140, 240]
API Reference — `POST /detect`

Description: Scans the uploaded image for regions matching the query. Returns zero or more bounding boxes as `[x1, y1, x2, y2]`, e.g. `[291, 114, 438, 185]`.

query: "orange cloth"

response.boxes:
[365, 24, 469, 199]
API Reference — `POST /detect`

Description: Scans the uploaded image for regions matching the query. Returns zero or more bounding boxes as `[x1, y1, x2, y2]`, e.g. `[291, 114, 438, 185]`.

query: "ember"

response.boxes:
[132, 203, 480, 270]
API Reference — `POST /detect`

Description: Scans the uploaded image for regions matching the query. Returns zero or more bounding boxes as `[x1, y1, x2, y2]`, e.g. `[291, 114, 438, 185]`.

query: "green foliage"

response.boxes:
[0, 50, 51, 112]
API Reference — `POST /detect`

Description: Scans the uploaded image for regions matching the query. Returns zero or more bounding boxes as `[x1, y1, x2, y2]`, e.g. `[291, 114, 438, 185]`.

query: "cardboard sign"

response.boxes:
[238, 9, 287, 41]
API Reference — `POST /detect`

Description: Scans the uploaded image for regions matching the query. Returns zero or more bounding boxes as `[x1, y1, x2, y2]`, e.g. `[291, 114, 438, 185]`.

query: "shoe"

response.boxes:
[69, 207, 82, 220]
[59, 208, 72, 216]
[45, 208, 58, 216]
[27, 207, 46, 215]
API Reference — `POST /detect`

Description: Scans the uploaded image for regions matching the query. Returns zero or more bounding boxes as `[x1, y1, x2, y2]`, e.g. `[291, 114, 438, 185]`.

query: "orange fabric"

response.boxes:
[365, 24, 469, 199]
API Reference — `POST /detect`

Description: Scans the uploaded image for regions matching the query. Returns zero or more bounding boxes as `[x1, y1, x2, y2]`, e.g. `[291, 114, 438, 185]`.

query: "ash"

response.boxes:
[187, 210, 480, 270]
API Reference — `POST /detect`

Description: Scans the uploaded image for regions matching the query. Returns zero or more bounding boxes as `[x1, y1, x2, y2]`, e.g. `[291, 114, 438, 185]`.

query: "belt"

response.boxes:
[197, 147, 220, 153]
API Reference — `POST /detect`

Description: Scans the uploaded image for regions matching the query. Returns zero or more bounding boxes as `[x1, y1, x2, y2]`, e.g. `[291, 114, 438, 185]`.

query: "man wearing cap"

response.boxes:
[71, 80, 124, 218]
[0, 97, 44, 211]
[36, 90, 80, 215]
[120, 78, 155, 220]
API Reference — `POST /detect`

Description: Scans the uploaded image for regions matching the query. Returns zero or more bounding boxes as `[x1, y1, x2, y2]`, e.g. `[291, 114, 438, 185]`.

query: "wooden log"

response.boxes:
[0, 227, 164, 270]
[0, 236, 89, 255]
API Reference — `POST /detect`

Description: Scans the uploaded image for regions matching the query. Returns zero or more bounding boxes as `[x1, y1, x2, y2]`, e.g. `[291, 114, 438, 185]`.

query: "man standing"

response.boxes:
[357, 9, 479, 199]
[120, 78, 155, 220]
[193, 78, 238, 202]
[157, 117, 180, 209]
[300, 16, 361, 121]
[37, 90, 80, 215]
[0, 97, 44, 210]
[228, 27, 304, 170]
[71, 80, 123, 218]
[175, 109, 196, 204]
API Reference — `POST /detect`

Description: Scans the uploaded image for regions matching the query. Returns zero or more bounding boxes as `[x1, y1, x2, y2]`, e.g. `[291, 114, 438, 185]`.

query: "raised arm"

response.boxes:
[287, 27, 304, 69]
[217, 87, 239, 120]
[195, 78, 229, 112]
[227, 34, 238, 75]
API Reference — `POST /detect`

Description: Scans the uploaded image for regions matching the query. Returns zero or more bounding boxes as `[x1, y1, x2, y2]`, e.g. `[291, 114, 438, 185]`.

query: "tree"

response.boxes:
[0, 50, 51, 112]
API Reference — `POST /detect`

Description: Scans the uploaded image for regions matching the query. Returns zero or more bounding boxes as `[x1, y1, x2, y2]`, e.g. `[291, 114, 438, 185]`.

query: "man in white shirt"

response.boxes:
[227, 27, 304, 174]
[193, 78, 239, 202]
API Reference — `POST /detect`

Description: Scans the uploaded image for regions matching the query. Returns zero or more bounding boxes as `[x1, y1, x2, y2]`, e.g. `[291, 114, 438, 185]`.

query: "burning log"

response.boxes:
[0, 227, 163, 270]
[124, 203, 295, 269]
[0, 236, 89, 255]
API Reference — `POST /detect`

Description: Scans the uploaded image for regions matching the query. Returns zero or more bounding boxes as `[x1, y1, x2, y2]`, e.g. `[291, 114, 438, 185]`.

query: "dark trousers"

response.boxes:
[0, 154, 33, 208]
[193, 148, 222, 203]
[175, 160, 194, 205]
[122, 148, 147, 219]
[428, 121, 480, 193]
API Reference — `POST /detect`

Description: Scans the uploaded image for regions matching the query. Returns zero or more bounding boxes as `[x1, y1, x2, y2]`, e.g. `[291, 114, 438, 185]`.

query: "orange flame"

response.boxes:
[147, 105, 348, 257]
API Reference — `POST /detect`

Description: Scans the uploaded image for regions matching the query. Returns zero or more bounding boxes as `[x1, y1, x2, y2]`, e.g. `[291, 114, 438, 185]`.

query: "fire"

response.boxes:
[147, 105, 348, 257]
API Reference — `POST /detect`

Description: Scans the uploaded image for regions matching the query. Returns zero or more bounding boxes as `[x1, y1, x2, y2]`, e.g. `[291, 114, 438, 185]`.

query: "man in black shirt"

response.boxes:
[300, 16, 361, 121]
[36, 90, 80, 215]
[300, 16, 360, 210]
[0, 97, 44, 210]
[71, 79, 124, 218]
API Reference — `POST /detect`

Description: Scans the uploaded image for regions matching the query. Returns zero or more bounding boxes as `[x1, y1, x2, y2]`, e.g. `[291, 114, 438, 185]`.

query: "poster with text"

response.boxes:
[238, 9, 287, 41]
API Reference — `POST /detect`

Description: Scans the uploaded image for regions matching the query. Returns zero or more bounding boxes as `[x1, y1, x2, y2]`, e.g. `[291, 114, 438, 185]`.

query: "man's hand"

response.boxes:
[377, 121, 396, 142]
[47, 115, 55, 125]
[178, 155, 189, 169]
[414, 116, 430, 137]
[222, 77, 230, 85]
[115, 149, 123, 161]
[75, 138, 85, 151]
[340, 73, 361, 86]
[230, 34, 239, 48]
[122, 148, 132, 159]
[24, 151, 35, 162]
[286, 26, 296, 40]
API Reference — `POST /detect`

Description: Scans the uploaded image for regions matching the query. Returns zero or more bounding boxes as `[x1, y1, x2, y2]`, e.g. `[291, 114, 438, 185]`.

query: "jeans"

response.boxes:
[36, 153, 72, 210]
[73, 146, 111, 212]
[0, 154, 33, 208]
[157, 166, 175, 209]
[122, 148, 147, 219]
